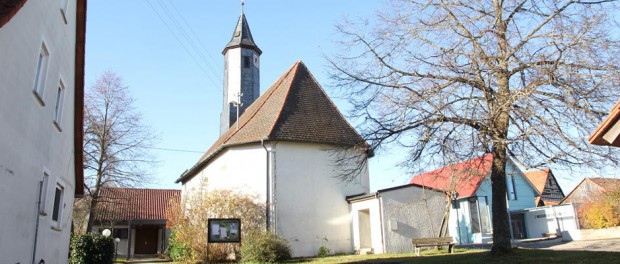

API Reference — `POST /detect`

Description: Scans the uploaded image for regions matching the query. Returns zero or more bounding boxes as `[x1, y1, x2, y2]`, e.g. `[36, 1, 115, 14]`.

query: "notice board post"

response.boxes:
[207, 218, 241, 261]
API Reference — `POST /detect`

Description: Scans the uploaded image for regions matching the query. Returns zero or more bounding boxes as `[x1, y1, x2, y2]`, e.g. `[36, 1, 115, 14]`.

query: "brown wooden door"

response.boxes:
[134, 227, 158, 254]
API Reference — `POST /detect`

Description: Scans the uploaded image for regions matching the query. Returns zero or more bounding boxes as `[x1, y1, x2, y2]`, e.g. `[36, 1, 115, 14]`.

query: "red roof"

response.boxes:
[409, 154, 493, 198]
[177, 61, 368, 183]
[93, 188, 180, 222]
[589, 99, 620, 147]
[523, 168, 550, 194]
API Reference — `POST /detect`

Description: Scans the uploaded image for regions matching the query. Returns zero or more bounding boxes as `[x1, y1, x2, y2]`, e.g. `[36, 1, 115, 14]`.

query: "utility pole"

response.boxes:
[233, 92, 243, 130]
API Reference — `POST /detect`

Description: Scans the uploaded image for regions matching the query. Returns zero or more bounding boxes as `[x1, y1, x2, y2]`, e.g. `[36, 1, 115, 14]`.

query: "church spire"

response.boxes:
[220, 4, 262, 135]
[222, 3, 261, 55]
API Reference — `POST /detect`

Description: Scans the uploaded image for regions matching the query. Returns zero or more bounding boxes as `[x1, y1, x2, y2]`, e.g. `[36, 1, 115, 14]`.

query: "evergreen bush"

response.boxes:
[241, 232, 291, 263]
[70, 233, 114, 264]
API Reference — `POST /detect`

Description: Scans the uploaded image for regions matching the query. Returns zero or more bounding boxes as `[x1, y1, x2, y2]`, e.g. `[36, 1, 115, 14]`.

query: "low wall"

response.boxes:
[563, 226, 620, 241]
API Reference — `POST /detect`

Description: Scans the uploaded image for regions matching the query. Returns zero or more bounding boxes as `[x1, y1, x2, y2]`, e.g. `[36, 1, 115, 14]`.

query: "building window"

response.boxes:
[33, 43, 49, 104]
[113, 229, 129, 239]
[243, 55, 251, 68]
[479, 196, 492, 233]
[53, 80, 65, 130]
[51, 184, 64, 229]
[253, 54, 259, 68]
[507, 174, 517, 200]
[469, 198, 481, 233]
[39, 172, 50, 215]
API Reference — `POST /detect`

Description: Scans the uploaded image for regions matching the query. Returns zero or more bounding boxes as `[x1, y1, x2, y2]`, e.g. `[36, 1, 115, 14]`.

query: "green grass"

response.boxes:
[287, 248, 620, 264]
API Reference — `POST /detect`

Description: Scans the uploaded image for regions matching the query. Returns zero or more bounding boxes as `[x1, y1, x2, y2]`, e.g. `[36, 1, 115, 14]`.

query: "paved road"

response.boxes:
[518, 238, 620, 252]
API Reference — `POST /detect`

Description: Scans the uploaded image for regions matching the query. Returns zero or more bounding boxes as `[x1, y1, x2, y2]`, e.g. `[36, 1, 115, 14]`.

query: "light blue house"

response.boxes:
[410, 154, 539, 243]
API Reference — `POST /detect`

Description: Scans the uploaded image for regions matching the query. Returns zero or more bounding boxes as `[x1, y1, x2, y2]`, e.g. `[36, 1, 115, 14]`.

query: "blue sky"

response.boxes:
[85, 0, 616, 193]
[85, 0, 412, 191]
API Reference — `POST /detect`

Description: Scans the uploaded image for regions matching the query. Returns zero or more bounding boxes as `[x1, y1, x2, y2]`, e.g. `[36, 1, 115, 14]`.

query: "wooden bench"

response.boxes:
[412, 237, 455, 256]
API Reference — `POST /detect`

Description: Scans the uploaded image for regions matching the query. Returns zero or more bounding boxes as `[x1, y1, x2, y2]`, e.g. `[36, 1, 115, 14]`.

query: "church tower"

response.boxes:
[220, 4, 261, 135]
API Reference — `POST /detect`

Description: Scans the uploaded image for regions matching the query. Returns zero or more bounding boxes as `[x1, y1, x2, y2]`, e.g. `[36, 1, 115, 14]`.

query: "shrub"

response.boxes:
[317, 246, 330, 258]
[167, 188, 266, 263]
[316, 236, 330, 257]
[241, 232, 291, 263]
[70, 233, 114, 264]
[578, 186, 620, 229]
[164, 231, 192, 261]
[579, 187, 620, 229]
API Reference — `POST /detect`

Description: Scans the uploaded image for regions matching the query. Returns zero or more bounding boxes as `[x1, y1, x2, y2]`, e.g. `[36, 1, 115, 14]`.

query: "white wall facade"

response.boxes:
[0, 1, 78, 263]
[183, 141, 370, 258]
[350, 186, 447, 254]
[380, 187, 446, 253]
[183, 143, 268, 202]
[274, 142, 369, 257]
[350, 198, 383, 254]
[224, 48, 242, 106]
[523, 204, 579, 239]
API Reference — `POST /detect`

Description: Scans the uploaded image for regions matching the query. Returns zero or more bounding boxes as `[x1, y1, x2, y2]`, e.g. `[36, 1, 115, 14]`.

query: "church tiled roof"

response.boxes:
[176, 61, 369, 183]
[223, 13, 261, 55]
[92, 188, 180, 222]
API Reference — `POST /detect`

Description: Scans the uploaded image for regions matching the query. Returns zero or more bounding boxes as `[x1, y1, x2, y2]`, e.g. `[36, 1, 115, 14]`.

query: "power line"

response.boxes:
[115, 143, 205, 154]
[165, 0, 222, 77]
[144, 146, 204, 154]
[145, 0, 221, 89]
[157, 0, 222, 80]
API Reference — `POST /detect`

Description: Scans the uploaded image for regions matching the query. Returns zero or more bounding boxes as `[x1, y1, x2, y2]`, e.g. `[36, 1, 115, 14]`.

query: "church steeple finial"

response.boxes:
[222, 3, 261, 55]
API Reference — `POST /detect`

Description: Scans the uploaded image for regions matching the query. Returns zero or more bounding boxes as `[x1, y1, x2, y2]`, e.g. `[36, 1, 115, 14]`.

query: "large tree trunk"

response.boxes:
[490, 68, 512, 253]
[490, 146, 511, 253]
[85, 197, 98, 233]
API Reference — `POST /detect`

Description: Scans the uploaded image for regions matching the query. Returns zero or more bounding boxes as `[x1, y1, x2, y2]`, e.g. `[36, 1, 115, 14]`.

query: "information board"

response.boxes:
[208, 218, 241, 243]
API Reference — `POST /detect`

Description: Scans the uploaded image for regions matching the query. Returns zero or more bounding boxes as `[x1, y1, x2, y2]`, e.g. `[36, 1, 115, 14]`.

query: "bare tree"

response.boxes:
[82, 71, 157, 232]
[329, 0, 620, 253]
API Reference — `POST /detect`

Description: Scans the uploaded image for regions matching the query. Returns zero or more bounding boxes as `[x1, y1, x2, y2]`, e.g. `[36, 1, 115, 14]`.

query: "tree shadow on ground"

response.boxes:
[292, 249, 620, 264]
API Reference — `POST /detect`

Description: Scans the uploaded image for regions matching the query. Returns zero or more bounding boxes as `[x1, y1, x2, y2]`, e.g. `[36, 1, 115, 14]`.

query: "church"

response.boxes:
[175, 9, 372, 257]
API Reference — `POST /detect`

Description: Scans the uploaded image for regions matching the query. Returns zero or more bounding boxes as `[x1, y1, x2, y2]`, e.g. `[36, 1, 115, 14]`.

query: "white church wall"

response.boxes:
[224, 49, 242, 106]
[0, 1, 78, 263]
[274, 142, 370, 257]
[182, 143, 268, 202]
[380, 186, 446, 253]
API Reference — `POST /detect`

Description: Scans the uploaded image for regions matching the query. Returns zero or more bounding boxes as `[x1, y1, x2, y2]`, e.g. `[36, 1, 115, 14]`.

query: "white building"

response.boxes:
[0, 1, 85, 263]
[91, 188, 180, 258]
[177, 60, 371, 257]
[347, 184, 446, 254]
[177, 10, 371, 257]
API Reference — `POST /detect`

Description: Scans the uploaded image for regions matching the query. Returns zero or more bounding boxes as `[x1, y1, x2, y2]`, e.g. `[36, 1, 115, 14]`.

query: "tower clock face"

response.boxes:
[253, 54, 259, 68]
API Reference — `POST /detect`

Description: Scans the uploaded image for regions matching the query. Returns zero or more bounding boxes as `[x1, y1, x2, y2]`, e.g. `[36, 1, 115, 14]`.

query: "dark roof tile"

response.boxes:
[223, 13, 261, 55]
[177, 61, 368, 183]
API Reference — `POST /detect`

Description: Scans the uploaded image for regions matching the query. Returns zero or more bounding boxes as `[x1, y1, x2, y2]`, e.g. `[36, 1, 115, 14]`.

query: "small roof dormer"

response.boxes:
[222, 11, 262, 55]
